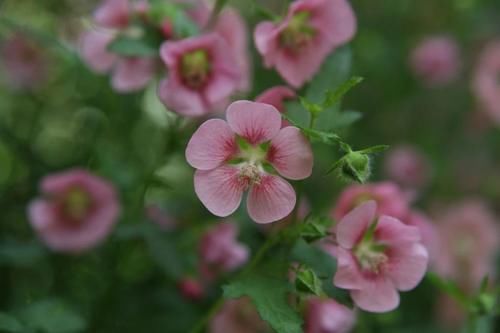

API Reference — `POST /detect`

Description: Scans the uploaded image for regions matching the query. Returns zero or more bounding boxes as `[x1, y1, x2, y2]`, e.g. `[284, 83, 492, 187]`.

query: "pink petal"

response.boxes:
[226, 101, 282, 144]
[255, 86, 296, 113]
[111, 58, 154, 93]
[350, 277, 400, 313]
[93, 0, 130, 29]
[387, 243, 428, 291]
[79, 30, 117, 74]
[28, 199, 55, 230]
[247, 174, 296, 224]
[375, 215, 421, 246]
[254, 22, 277, 57]
[335, 200, 377, 249]
[194, 166, 245, 217]
[186, 119, 237, 170]
[313, 0, 357, 47]
[157, 79, 207, 117]
[333, 247, 365, 290]
[267, 126, 313, 180]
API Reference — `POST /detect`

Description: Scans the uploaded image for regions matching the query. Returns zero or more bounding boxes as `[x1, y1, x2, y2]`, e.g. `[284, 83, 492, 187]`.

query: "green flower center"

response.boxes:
[229, 138, 274, 188]
[63, 188, 92, 221]
[180, 50, 211, 89]
[279, 11, 316, 51]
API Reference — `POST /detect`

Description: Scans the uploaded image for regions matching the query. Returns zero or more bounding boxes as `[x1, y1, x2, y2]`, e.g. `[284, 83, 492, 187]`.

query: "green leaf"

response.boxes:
[322, 76, 364, 109]
[299, 216, 332, 243]
[358, 145, 390, 154]
[281, 114, 341, 145]
[299, 97, 322, 116]
[0, 312, 23, 332]
[149, 2, 199, 38]
[107, 36, 158, 57]
[18, 299, 86, 333]
[295, 266, 324, 296]
[332, 110, 363, 129]
[426, 272, 469, 307]
[223, 273, 303, 333]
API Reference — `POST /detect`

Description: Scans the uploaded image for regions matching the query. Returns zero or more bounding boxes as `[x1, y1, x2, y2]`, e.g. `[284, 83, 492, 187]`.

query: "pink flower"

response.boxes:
[199, 223, 249, 279]
[0, 33, 46, 90]
[256, 86, 296, 127]
[405, 210, 439, 266]
[93, 0, 131, 29]
[332, 182, 409, 221]
[28, 169, 120, 253]
[305, 297, 355, 333]
[434, 200, 499, 289]
[158, 33, 242, 116]
[79, 30, 156, 93]
[177, 277, 204, 301]
[186, 101, 314, 223]
[210, 298, 272, 333]
[472, 41, 500, 124]
[254, 0, 356, 88]
[333, 201, 428, 312]
[410, 36, 460, 86]
[384, 145, 431, 189]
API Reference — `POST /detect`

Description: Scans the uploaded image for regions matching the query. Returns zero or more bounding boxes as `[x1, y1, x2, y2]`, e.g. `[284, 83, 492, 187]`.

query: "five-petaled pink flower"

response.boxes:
[199, 222, 249, 280]
[410, 36, 461, 86]
[28, 169, 120, 253]
[384, 145, 431, 190]
[158, 33, 242, 117]
[186, 101, 314, 223]
[333, 201, 428, 313]
[254, 0, 356, 88]
[472, 40, 500, 124]
[305, 297, 355, 333]
[332, 182, 409, 221]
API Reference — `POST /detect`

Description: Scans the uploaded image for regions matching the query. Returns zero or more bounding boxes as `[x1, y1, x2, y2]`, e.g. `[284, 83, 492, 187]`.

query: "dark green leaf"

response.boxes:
[322, 76, 364, 109]
[107, 36, 158, 57]
[223, 273, 303, 333]
[0, 312, 23, 332]
[295, 266, 323, 296]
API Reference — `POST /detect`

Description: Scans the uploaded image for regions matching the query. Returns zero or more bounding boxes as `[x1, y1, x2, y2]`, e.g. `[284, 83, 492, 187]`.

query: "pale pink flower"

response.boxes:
[405, 210, 439, 266]
[158, 33, 242, 116]
[186, 101, 314, 223]
[210, 298, 272, 333]
[332, 182, 409, 221]
[434, 200, 499, 289]
[410, 36, 460, 86]
[0, 33, 46, 90]
[28, 169, 120, 253]
[472, 41, 500, 124]
[256, 86, 296, 127]
[333, 201, 428, 312]
[93, 0, 131, 29]
[305, 297, 355, 333]
[254, 0, 356, 88]
[384, 145, 431, 189]
[79, 30, 156, 93]
[199, 223, 249, 279]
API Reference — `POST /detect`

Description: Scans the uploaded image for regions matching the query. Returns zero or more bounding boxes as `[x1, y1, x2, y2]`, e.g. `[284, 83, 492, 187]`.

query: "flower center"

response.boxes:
[180, 49, 211, 89]
[238, 163, 262, 188]
[279, 11, 316, 52]
[354, 241, 388, 274]
[62, 188, 92, 221]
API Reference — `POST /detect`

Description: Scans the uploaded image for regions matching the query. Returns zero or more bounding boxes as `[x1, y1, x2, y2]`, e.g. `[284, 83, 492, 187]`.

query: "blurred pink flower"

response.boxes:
[158, 33, 241, 116]
[177, 276, 204, 301]
[434, 200, 499, 289]
[79, 30, 155, 93]
[199, 223, 249, 279]
[185, 101, 313, 223]
[254, 0, 356, 88]
[333, 201, 428, 312]
[332, 182, 409, 221]
[28, 169, 120, 253]
[305, 297, 355, 333]
[93, 0, 131, 29]
[384, 145, 431, 189]
[256, 86, 296, 127]
[1, 33, 46, 90]
[472, 40, 500, 124]
[410, 36, 460, 86]
[405, 210, 439, 266]
[145, 204, 177, 230]
[210, 298, 272, 333]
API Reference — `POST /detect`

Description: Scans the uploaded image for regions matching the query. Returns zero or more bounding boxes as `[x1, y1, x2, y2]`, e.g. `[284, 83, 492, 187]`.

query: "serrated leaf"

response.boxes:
[295, 267, 323, 296]
[223, 273, 303, 333]
[322, 76, 364, 109]
[18, 299, 86, 333]
[281, 114, 341, 145]
[107, 36, 158, 57]
[0, 312, 23, 332]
